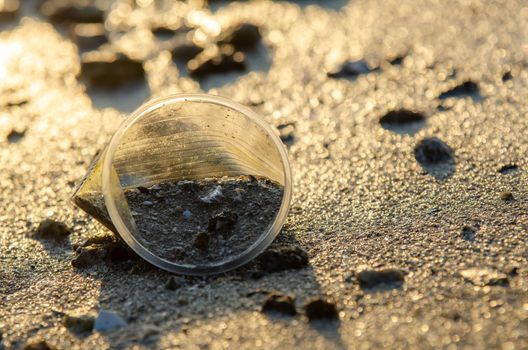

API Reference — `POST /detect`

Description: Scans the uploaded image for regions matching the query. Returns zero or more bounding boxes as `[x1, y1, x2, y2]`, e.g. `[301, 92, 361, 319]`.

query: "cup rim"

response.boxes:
[101, 93, 293, 275]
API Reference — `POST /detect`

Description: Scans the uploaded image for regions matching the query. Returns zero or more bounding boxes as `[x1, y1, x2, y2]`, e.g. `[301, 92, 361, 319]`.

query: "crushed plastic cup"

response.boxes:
[72, 94, 292, 275]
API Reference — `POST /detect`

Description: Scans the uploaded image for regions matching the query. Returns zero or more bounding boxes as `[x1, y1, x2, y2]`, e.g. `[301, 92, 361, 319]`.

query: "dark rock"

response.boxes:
[72, 234, 137, 268]
[0, 0, 19, 20]
[81, 51, 144, 88]
[40, 1, 104, 23]
[36, 219, 71, 240]
[7, 129, 25, 143]
[261, 292, 297, 316]
[414, 137, 455, 179]
[70, 23, 107, 51]
[379, 109, 426, 135]
[357, 268, 405, 289]
[23, 341, 55, 350]
[502, 71, 512, 82]
[257, 245, 309, 273]
[63, 314, 94, 333]
[207, 211, 238, 233]
[304, 298, 339, 321]
[438, 80, 482, 100]
[500, 191, 514, 202]
[327, 60, 377, 79]
[277, 123, 295, 146]
[499, 164, 519, 175]
[188, 45, 246, 78]
[194, 231, 210, 251]
[219, 23, 261, 50]
[459, 268, 509, 286]
[461, 226, 477, 241]
[93, 310, 127, 332]
[165, 276, 182, 291]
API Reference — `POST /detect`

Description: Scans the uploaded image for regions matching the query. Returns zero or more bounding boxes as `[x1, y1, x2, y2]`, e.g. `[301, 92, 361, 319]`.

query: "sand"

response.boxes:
[1, 0, 527, 349]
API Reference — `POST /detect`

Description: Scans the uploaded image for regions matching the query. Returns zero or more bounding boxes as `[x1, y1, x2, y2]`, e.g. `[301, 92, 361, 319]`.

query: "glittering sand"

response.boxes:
[1, 1, 527, 349]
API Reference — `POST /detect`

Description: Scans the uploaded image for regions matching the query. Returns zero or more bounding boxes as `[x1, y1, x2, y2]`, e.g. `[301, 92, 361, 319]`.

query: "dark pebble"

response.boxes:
[257, 245, 309, 273]
[23, 341, 55, 350]
[327, 60, 377, 79]
[40, 0, 104, 23]
[357, 268, 405, 289]
[499, 164, 519, 175]
[461, 226, 477, 241]
[72, 235, 137, 268]
[188, 45, 246, 78]
[304, 297, 339, 321]
[36, 219, 71, 240]
[500, 191, 514, 202]
[165, 276, 182, 291]
[7, 129, 25, 143]
[219, 23, 261, 50]
[415, 138, 454, 166]
[63, 314, 94, 333]
[379, 109, 426, 135]
[438, 80, 482, 100]
[502, 71, 512, 82]
[81, 51, 144, 87]
[207, 211, 238, 233]
[261, 292, 297, 316]
[194, 232, 210, 251]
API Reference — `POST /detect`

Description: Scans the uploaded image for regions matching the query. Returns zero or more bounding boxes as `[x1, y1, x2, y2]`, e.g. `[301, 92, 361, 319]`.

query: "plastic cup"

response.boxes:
[73, 94, 292, 275]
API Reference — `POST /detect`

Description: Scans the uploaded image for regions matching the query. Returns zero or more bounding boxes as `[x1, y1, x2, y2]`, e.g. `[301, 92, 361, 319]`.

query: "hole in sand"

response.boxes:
[438, 80, 483, 101]
[499, 164, 519, 175]
[379, 109, 426, 135]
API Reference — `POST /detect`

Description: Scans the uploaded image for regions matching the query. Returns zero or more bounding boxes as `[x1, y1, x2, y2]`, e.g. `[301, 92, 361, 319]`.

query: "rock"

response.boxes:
[414, 137, 455, 179]
[93, 310, 127, 332]
[208, 211, 238, 233]
[304, 298, 339, 321]
[357, 268, 405, 289]
[0, 0, 19, 20]
[219, 23, 261, 50]
[36, 219, 71, 240]
[188, 45, 246, 78]
[500, 191, 514, 202]
[379, 109, 426, 135]
[22, 341, 55, 350]
[6, 129, 25, 143]
[257, 245, 309, 273]
[461, 226, 477, 241]
[261, 292, 297, 316]
[194, 232, 210, 251]
[326, 60, 377, 79]
[502, 71, 512, 82]
[200, 185, 224, 204]
[459, 268, 509, 286]
[80, 51, 144, 87]
[63, 314, 94, 333]
[40, 0, 104, 23]
[165, 276, 183, 291]
[72, 234, 137, 268]
[70, 23, 107, 51]
[183, 209, 193, 219]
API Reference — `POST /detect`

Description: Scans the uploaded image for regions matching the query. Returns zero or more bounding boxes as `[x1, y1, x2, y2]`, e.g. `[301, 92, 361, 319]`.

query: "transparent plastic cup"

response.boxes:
[73, 94, 292, 275]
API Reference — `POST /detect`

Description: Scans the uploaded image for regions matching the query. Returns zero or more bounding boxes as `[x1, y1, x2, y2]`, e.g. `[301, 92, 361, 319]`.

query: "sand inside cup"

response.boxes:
[121, 176, 283, 266]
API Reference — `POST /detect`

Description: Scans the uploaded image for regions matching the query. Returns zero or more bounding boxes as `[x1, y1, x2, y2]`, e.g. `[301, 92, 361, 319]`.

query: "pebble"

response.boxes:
[81, 51, 144, 87]
[261, 292, 297, 316]
[7, 129, 25, 143]
[200, 185, 224, 203]
[257, 245, 309, 273]
[357, 268, 405, 289]
[71, 235, 137, 268]
[36, 219, 71, 240]
[208, 211, 238, 233]
[63, 314, 94, 333]
[500, 191, 514, 202]
[142, 201, 154, 206]
[461, 226, 477, 241]
[93, 310, 127, 332]
[194, 232, 210, 251]
[304, 297, 339, 321]
[459, 268, 509, 286]
[183, 209, 193, 219]
[22, 341, 55, 350]
[414, 138, 454, 166]
[165, 276, 183, 291]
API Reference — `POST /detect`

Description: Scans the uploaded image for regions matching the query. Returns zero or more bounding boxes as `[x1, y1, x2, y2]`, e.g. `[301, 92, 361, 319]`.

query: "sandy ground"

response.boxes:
[1, 0, 527, 349]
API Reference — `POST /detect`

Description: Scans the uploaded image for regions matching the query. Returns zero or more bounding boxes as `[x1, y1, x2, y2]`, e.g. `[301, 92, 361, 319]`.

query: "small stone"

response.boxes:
[71, 235, 137, 268]
[94, 310, 127, 332]
[7, 129, 25, 143]
[461, 226, 477, 241]
[183, 209, 192, 219]
[459, 268, 509, 286]
[257, 245, 309, 273]
[500, 191, 514, 202]
[36, 219, 71, 240]
[71, 245, 102, 268]
[63, 314, 95, 333]
[194, 232, 210, 251]
[261, 292, 297, 316]
[304, 298, 339, 321]
[200, 185, 223, 203]
[81, 51, 144, 87]
[207, 211, 238, 233]
[165, 276, 182, 291]
[502, 71, 512, 82]
[142, 201, 154, 206]
[357, 268, 405, 289]
[219, 23, 261, 50]
[22, 341, 55, 350]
